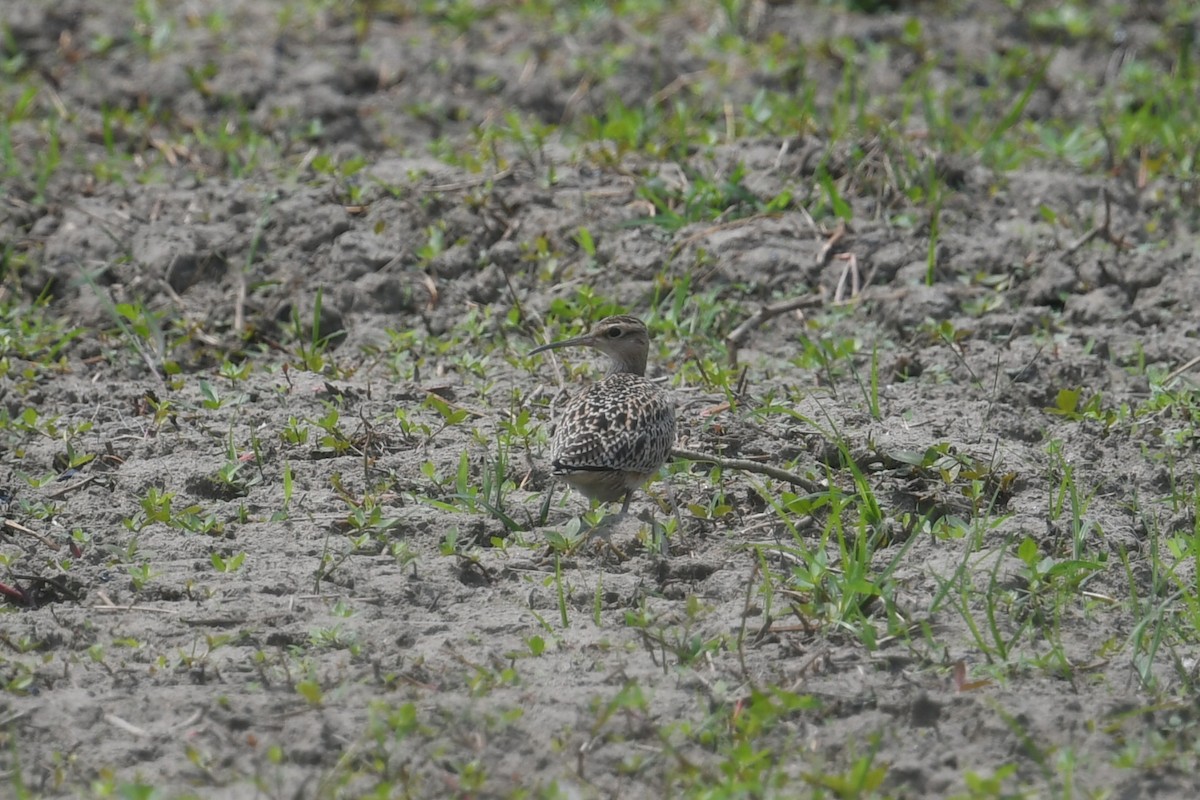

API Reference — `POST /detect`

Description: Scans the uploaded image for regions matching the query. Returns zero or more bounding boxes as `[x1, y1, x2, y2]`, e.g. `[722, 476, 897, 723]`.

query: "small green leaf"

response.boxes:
[295, 679, 323, 706]
[575, 227, 595, 257]
[1016, 537, 1038, 566]
[1051, 387, 1081, 415]
[455, 451, 470, 496]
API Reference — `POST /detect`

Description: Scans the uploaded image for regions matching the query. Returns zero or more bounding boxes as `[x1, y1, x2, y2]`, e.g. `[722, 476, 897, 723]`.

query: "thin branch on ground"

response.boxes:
[671, 446, 825, 494]
[3, 518, 60, 550]
[725, 293, 825, 365]
[816, 219, 847, 267]
[1166, 354, 1200, 385]
[1065, 188, 1130, 255]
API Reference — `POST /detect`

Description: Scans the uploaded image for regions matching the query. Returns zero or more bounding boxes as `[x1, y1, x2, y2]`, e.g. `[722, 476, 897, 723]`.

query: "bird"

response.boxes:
[529, 315, 676, 518]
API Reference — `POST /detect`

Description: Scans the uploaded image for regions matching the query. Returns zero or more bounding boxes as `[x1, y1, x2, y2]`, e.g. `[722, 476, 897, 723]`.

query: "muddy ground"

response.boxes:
[3, 0, 1200, 797]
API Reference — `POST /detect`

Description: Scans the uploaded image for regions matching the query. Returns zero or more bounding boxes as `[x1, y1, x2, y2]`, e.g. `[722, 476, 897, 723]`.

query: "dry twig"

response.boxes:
[1065, 188, 1130, 255]
[671, 446, 824, 494]
[816, 220, 847, 267]
[45, 474, 99, 500]
[2, 518, 60, 550]
[1165, 354, 1200, 385]
[725, 292, 825, 365]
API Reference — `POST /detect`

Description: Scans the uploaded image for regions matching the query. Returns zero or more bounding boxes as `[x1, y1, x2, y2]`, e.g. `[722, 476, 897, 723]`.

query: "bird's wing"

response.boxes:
[550, 379, 675, 474]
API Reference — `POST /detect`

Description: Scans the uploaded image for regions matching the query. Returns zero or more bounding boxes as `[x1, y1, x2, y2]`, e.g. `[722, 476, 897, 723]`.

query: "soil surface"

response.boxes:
[3, 1, 1199, 797]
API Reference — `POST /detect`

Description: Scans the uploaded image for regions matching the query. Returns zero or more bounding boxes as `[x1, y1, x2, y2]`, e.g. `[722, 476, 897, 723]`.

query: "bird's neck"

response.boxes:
[607, 356, 647, 376]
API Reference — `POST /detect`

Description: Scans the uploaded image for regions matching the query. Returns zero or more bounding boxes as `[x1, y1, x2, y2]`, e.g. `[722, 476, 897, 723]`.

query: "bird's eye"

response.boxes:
[606, 327, 622, 338]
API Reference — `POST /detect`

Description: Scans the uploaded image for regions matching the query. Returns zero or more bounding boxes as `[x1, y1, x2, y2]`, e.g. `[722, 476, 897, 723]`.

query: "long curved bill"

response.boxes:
[529, 333, 595, 355]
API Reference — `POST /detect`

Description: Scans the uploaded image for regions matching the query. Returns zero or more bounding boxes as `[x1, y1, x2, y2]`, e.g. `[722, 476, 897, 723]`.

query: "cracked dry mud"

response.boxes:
[2, 1, 1200, 797]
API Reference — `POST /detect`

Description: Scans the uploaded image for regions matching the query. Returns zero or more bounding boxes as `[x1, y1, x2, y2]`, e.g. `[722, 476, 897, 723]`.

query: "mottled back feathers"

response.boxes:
[550, 372, 676, 499]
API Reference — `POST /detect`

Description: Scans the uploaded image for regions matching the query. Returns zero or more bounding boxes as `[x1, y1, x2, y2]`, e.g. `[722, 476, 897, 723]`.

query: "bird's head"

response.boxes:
[529, 315, 650, 375]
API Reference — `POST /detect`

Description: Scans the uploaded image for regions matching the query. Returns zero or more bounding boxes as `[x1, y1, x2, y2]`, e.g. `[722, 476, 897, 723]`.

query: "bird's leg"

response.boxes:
[625, 482, 671, 558]
[653, 478, 681, 558]
[584, 496, 632, 561]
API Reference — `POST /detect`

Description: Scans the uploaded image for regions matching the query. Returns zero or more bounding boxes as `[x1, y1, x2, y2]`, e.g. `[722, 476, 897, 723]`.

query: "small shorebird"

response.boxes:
[529, 315, 676, 517]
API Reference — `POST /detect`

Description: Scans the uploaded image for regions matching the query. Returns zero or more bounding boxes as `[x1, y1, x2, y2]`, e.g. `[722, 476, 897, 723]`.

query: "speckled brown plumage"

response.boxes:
[530, 315, 676, 514]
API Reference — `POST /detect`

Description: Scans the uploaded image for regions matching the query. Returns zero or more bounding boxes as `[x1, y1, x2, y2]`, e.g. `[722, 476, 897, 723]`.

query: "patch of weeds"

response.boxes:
[1046, 386, 1127, 429]
[1027, 2, 1104, 40]
[541, 513, 598, 556]
[295, 676, 325, 707]
[625, 595, 726, 671]
[422, 393, 469, 443]
[363, 327, 425, 381]
[309, 149, 369, 203]
[498, 389, 540, 457]
[737, 83, 820, 139]
[347, 701, 426, 794]
[338, 478, 401, 541]
[917, 317, 989, 387]
[584, 679, 651, 748]
[310, 623, 361, 656]
[496, 111, 558, 185]
[518, 232, 566, 281]
[440, 644, 524, 698]
[573, 225, 599, 273]
[183, 110, 281, 178]
[1044, 439, 1104, 561]
[906, 42, 1050, 172]
[956, 763, 1021, 798]
[310, 405, 360, 457]
[0, 93, 62, 204]
[752, 447, 922, 650]
[1013, 533, 1104, 646]
[790, 330, 861, 385]
[96, 296, 189, 384]
[930, 454, 1104, 679]
[1124, 482, 1200, 692]
[649, 272, 740, 387]
[802, 737, 889, 797]
[0, 81, 37, 148]
[929, 538, 1030, 670]
[420, 449, 524, 535]
[544, 286, 624, 326]
[414, 221, 447, 270]
[0, 657, 37, 696]
[1129, 383, 1200, 450]
[428, 122, 504, 174]
[0, 292, 84, 392]
[210, 550, 246, 573]
[634, 161, 792, 231]
[124, 486, 223, 536]
[1, 407, 95, 478]
[132, 0, 176, 57]
[176, 632, 244, 676]
[215, 430, 265, 496]
[390, 405, 433, 445]
[1102, 51, 1200, 194]
[889, 442, 1017, 527]
[217, 356, 253, 384]
[315, 473, 405, 588]
[287, 290, 348, 376]
[280, 415, 310, 446]
[126, 561, 158, 593]
[579, 98, 692, 161]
